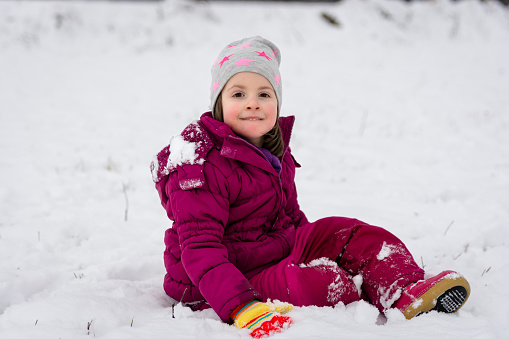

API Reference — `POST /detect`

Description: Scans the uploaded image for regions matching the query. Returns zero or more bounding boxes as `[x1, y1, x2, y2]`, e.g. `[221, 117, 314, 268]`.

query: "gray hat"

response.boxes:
[210, 36, 282, 117]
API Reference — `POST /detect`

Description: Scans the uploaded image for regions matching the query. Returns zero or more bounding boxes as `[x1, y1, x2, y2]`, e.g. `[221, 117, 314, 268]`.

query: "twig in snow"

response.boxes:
[444, 220, 454, 235]
[179, 288, 188, 303]
[35, 319, 38, 326]
[321, 12, 341, 27]
[464, 243, 470, 253]
[172, 287, 188, 319]
[131, 317, 134, 327]
[87, 319, 93, 335]
[420, 256, 426, 270]
[482, 267, 491, 277]
[453, 244, 469, 260]
[378, 7, 393, 21]
[123, 183, 129, 222]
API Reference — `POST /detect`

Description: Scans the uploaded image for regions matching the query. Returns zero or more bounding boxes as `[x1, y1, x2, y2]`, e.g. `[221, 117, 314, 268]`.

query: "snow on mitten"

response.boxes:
[231, 300, 293, 338]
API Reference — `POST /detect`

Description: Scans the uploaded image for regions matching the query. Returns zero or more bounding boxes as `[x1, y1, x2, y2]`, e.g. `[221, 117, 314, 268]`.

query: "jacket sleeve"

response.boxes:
[282, 151, 309, 228]
[167, 162, 260, 323]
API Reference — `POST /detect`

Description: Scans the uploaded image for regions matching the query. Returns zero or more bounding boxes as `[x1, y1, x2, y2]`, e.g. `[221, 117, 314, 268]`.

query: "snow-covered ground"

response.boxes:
[1, 0, 508, 338]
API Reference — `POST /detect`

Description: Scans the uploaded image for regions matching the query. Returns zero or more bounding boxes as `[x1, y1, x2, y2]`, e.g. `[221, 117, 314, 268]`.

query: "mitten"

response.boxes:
[231, 300, 293, 338]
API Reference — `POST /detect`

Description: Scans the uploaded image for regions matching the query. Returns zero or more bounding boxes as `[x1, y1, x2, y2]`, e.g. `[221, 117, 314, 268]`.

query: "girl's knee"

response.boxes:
[327, 273, 362, 306]
[287, 265, 361, 307]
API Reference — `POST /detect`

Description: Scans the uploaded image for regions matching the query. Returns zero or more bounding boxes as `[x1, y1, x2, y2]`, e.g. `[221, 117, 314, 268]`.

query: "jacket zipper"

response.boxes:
[228, 135, 286, 216]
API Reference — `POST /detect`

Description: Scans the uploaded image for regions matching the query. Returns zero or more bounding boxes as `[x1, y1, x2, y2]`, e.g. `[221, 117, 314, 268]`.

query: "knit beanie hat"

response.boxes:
[210, 36, 282, 118]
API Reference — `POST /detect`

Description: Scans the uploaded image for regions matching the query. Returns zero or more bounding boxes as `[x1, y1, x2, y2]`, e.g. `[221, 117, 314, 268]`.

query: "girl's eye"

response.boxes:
[259, 93, 271, 98]
[232, 92, 244, 98]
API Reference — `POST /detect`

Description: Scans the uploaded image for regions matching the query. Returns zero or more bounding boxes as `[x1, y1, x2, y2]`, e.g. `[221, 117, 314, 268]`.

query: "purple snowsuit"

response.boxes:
[152, 112, 424, 323]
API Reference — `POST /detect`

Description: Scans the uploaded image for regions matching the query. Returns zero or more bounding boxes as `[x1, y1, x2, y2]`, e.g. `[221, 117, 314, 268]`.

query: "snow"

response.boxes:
[352, 274, 364, 297]
[168, 135, 199, 167]
[299, 257, 337, 268]
[377, 242, 395, 260]
[379, 280, 404, 310]
[412, 298, 424, 310]
[299, 258, 353, 304]
[1, 0, 508, 338]
[265, 300, 293, 314]
[444, 272, 463, 281]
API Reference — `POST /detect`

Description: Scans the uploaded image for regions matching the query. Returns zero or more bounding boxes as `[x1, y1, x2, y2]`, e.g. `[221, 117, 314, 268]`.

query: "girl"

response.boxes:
[151, 36, 470, 338]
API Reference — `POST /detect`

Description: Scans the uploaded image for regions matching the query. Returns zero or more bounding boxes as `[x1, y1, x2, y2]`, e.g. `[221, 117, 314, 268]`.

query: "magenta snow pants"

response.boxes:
[249, 217, 425, 312]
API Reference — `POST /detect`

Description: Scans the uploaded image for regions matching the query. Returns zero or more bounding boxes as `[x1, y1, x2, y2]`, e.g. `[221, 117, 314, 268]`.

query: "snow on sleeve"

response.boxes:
[168, 135, 200, 168]
[377, 242, 396, 261]
[151, 135, 202, 182]
[151, 154, 161, 182]
[150, 121, 211, 183]
[150, 136, 202, 183]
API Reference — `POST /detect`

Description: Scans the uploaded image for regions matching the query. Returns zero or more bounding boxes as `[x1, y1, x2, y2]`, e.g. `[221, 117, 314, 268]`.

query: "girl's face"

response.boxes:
[221, 72, 278, 147]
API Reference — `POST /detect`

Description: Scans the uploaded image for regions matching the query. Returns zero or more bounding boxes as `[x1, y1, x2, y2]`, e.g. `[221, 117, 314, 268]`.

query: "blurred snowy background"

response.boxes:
[1, 0, 508, 338]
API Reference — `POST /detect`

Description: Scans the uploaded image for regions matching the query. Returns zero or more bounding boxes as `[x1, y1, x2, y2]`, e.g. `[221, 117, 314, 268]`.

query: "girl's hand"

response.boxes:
[231, 300, 293, 338]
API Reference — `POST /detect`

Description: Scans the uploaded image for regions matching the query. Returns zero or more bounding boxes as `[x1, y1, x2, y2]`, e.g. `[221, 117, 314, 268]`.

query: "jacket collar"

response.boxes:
[199, 111, 295, 155]
[199, 111, 295, 174]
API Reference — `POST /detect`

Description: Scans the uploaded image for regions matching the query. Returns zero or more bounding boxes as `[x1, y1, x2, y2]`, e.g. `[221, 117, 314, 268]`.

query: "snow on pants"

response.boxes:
[249, 217, 425, 312]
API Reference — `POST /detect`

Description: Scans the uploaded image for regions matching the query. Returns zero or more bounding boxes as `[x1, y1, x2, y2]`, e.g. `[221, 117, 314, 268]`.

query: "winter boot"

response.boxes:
[393, 270, 470, 319]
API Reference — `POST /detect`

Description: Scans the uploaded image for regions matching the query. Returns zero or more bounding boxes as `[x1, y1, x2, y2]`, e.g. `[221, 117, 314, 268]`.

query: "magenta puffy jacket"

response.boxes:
[151, 111, 308, 322]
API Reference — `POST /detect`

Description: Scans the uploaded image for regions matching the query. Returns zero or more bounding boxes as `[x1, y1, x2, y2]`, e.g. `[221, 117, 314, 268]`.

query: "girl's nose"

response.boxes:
[245, 97, 260, 110]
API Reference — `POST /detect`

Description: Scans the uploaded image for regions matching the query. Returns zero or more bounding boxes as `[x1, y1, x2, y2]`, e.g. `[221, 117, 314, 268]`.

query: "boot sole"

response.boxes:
[432, 285, 469, 313]
[402, 275, 470, 319]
